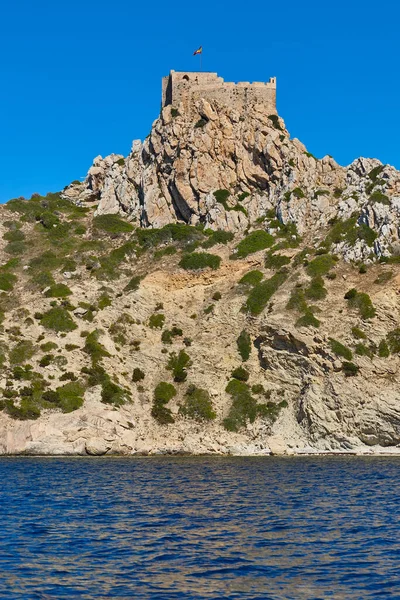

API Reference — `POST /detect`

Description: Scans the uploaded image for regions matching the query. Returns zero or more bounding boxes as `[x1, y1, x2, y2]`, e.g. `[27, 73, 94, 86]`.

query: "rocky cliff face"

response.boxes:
[0, 95, 399, 456]
[65, 98, 400, 262]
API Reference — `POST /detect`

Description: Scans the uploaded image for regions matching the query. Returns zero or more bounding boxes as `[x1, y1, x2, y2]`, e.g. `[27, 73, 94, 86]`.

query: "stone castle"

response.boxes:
[162, 70, 277, 115]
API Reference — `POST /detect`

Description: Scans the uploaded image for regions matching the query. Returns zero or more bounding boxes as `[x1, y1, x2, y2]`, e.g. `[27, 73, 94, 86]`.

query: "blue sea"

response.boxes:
[0, 456, 399, 599]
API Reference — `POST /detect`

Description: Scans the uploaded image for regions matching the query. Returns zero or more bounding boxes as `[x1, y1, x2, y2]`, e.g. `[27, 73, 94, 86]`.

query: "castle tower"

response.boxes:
[162, 71, 277, 115]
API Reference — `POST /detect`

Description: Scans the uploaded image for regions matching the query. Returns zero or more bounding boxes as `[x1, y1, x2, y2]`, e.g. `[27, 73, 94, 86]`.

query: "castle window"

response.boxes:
[183, 75, 190, 81]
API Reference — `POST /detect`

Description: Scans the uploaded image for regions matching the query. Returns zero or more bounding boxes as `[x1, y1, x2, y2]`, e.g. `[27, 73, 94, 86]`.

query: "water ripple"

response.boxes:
[0, 456, 400, 598]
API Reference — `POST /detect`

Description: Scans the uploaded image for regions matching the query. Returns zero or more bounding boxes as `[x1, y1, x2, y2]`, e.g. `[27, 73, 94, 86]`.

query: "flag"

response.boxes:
[193, 46, 202, 56]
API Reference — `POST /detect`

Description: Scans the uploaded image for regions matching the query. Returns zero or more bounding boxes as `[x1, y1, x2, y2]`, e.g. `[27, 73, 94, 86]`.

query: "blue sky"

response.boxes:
[0, 0, 398, 202]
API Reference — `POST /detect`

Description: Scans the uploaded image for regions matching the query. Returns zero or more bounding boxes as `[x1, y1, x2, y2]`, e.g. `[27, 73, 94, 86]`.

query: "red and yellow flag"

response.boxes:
[193, 46, 202, 56]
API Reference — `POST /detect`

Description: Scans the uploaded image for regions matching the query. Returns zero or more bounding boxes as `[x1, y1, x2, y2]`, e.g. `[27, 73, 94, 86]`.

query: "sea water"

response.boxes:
[0, 456, 399, 599]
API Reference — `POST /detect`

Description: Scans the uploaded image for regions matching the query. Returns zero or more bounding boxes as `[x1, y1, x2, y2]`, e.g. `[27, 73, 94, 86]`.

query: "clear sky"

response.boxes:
[0, 0, 398, 202]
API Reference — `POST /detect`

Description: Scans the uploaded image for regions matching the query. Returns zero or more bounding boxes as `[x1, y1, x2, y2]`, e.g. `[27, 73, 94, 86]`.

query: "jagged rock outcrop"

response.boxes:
[64, 99, 400, 263]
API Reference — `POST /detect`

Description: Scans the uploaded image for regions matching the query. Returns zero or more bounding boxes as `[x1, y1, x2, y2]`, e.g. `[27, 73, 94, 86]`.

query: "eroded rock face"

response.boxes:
[63, 99, 400, 263]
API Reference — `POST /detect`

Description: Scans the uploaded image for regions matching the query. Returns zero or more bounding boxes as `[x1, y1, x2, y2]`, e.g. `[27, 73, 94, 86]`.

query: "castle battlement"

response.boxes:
[162, 71, 277, 115]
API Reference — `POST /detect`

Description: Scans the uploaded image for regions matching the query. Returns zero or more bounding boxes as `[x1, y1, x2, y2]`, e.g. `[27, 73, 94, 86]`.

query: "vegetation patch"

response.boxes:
[148, 313, 165, 329]
[0, 272, 17, 292]
[243, 272, 287, 315]
[93, 214, 134, 234]
[369, 190, 390, 206]
[237, 330, 251, 361]
[304, 276, 327, 301]
[231, 366, 249, 381]
[239, 270, 264, 286]
[374, 271, 393, 285]
[167, 350, 192, 382]
[234, 230, 274, 258]
[329, 338, 353, 361]
[296, 310, 320, 329]
[124, 275, 143, 292]
[265, 252, 291, 270]
[10, 340, 37, 365]
[351, 327, 366, 340]
[344, 289, 376, 319]
[202, 230, 234, 248]
[152, 382, 176, 424]
[386, 329, 400, 354]
[179, 252, 221, 271]
[179, 385, 216, 421]
[132, 368, 145, 382]
[40, 307, 77, 332]
[44, 283, 72, 298]
[342, 362, 360, 377]
[307, 254, 335, 277]
[223, 379, 286, 432]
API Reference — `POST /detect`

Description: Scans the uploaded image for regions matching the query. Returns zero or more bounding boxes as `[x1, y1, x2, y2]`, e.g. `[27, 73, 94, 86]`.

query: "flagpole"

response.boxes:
[200, 51, 202, 71]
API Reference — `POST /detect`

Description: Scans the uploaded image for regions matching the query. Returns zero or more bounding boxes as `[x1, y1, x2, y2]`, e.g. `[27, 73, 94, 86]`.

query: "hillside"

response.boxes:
[0, 93, 399, 455]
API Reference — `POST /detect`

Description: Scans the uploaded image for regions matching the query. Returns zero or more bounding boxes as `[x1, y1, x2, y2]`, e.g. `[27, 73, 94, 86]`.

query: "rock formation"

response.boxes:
[1, 72, 399, 455]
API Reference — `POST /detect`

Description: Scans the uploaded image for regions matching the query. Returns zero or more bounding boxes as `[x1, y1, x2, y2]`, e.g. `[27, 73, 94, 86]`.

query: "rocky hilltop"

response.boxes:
[0, 82, 399, 456]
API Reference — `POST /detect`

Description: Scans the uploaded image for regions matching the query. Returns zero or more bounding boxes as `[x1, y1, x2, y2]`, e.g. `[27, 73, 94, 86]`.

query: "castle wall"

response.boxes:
[162, 71, 277, 115]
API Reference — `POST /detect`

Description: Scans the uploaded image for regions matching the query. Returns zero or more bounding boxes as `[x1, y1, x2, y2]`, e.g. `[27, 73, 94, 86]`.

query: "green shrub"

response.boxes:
[93, 214, 134, 234]
[10, 341, 36, 365]
[329, 338, 352, 360]
[34, 271, 55, 290]
[84, 330, 111, 364]
[124, 275, 143, 292]
[4, 241, 26, 255]
[149, 313, 165, 329]
[59, 372, 78, 381]
[374, 271, 393, 285]
[171, 108, 180, 118]
[202, 230, 234, 249]
[287, 287, 308, 312]
[223, 379, 285, 432]
[154, 246, 177, 258]
[304, 276, 327, 300]
[136, 223, 204, 249]
[0, 272, 17, 291]
[56, 382, 85, 412]
[355, 343, 373, 358]
[234, 230, 274, 258]
[214, 189, 230, 203]
[265, 252, 291, 270]
[3, 229, 25, 242]
[98, 294, 112, 309]
[292, 187, 305, 198]
[296, 311, 320, 328]
[44, 283, 72, 298]
[231, 366, 249, 381]
[307, 254, 335, 277]
[244, 272, 287, 315]
[152, 382, 176, 424]
[39, 354, 54, 367]
[101, 379, 128, 407]
[359, 264, 367, 274]
[342, 362, 360, 377]
[368, 165, 385, 181]
[29, 251, 62, 271]
[344, 290, 376, 319]
[239, 270, 263, 286]
[238, 192, 250, 202]
[351, 327, 366, 339]
[387, 329, 400, 354]
[369, 190, 390, 206]
[268, 114, 282, 130]
[132, 368, 145, 382]
[378, 340, 390, 358]
[161, 327, 182, 344]
[5, 398, 41, 420]
[179, 252, 221, 271]
[179, 385, 216, 421]
[40, 307, 77, 332]
[237, 330, 251, 361]
[167, 350, 192, 382]
[204, 304, 214, 314]
[194, 118, 207, 128]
